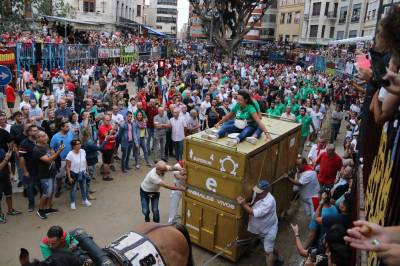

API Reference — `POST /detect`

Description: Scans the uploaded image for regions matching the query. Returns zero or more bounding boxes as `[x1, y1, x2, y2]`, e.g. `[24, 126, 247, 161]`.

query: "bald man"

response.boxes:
[140, 161, 185, 223]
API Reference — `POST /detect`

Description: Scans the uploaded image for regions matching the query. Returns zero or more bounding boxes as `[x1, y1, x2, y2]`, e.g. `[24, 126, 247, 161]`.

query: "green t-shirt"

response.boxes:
[296, 114, 313, 137]
[291, 103, 300, 116]
[267, 107, 281, 117]
[232, 103, 257, 124]
[275, 103, 285, 115]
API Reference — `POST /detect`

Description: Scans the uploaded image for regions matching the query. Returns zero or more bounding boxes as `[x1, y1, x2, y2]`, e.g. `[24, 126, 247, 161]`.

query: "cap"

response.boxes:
[253, 180, 270, 194]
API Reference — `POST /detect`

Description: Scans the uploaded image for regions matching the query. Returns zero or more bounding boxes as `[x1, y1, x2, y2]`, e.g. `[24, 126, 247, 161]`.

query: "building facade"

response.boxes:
[276, 0, 305, 42]
[63, 0, 145, 31]
[244, 1, 278, 41]
[334, 0, 368, 40]
[144, 0, 177, 37]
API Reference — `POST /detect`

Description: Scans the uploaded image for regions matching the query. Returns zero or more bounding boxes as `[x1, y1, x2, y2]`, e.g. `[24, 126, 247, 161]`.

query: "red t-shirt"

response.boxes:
[316, 152, 343, 185]
[5, 85, 16, 103]
[146, 106, 158, 128]
[98, 124, 116, 151]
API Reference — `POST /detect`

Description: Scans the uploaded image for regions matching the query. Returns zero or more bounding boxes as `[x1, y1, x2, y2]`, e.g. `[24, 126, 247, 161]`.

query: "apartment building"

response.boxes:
[276, 0, 305, 42]
[334, 0, 368, 40]
[145, 0, 178, 37]
[244, 0, 278, 41]
[63, 0, 145, 31]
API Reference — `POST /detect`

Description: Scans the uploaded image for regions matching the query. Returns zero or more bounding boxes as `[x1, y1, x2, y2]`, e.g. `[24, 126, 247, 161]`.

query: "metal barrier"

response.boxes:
[41, 43, 65, 70]
[16, 43, 35, 75]
[65, 44, 97, 65]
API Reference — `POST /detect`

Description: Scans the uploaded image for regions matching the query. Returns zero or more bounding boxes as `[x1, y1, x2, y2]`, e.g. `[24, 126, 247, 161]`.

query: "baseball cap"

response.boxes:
[253, 180, 270, 194]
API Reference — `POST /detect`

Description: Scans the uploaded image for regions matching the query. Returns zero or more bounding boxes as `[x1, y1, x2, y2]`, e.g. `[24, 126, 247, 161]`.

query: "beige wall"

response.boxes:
[276, 3, 304, 42]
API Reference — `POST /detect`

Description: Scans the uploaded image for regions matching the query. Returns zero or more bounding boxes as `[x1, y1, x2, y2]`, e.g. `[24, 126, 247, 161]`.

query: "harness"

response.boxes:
[104, 224, 172, 266]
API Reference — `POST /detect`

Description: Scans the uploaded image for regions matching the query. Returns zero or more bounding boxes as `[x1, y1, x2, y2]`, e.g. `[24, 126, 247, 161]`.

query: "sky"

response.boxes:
[177, 0, 190, 31]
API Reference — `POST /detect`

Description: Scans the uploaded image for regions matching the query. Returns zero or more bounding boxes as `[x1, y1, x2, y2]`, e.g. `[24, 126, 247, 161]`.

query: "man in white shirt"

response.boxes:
[280, 106, 296, 122]
[285, 157, 320, 216]
[140, 161, 185, 222]
[170, 108, 187, 162]
[199, 94, 211, 129]
[237, 180, 282, 266]
[308, 138, 327, 165]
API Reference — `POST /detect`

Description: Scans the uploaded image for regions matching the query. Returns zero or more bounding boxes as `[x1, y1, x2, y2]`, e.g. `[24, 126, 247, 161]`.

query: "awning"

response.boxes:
[143, 25, 167, 37]
[329, 36, 373, 45]
[38, 15, 102, 26]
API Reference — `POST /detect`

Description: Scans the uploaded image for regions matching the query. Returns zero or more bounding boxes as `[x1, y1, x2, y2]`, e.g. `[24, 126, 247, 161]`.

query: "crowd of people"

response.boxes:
[1, 4, 400, 266]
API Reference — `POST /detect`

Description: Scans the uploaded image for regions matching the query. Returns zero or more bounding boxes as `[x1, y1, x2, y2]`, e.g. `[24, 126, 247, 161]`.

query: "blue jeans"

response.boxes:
[23, 175, 37, 208]
[140, 188, 160, 222]
[146, 128, 154, 153]
[121, 142, 134, 170]
[137, 137, 149, 164]
[70, 172, 87, 203]
[217, 120, 257, 142]
[173, 140, 184, 161]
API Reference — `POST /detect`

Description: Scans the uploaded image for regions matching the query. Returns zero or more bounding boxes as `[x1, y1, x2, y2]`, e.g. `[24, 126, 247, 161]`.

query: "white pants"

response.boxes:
[300, 197, 314, 216]
[168, 190, 182, 223]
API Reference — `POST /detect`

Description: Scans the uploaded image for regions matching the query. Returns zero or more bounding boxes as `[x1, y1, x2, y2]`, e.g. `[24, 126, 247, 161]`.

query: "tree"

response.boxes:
[32, 0, 76, 18]
[190, 0, 272, 57]
[0, 0, 26, 32]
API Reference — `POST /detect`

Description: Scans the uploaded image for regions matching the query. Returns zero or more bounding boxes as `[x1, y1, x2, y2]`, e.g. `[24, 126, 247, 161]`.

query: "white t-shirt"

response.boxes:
[112, 113, 124, 126]
[310, 110, 323, 131]
[66, 149, 87, 174]
[298, 170, 320, 200]
[248, 193, 278, 235]
[199, 101, 211, 120]
[141, 167, 170, 192]
[308, 144, 326, 163]
[81, 74, 89, 86]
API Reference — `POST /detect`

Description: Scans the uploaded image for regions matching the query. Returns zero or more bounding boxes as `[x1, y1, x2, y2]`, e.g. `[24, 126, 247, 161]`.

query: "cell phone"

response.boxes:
[369, 49, 390, 87]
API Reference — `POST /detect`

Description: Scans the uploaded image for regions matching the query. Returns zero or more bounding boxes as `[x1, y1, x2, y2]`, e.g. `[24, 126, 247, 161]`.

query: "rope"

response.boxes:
[202, 238, 255, 266]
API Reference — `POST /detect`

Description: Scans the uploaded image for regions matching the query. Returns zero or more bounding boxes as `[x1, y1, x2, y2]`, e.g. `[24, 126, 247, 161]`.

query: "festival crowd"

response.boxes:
[1, 4, 400, 266]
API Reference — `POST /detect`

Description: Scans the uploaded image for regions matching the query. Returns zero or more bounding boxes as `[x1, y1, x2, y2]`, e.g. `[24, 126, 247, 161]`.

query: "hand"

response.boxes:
[5, 151, 12, 161]
[290, 223, 299, 235]
[68, 178, 74, 185]
[383, 68, 400, 95]
[177, 185, 186, 192]
[321, 192, 328, 201]
[59, 144, 65, 151]
[215, 123, 220, 128]
[264, 131, 272, 140]
[377, 243, 400, 266]
[344, 220, 391, 252]
[357, 67, 373, 81]
[283, 173, 289, 179]
[236, 196, 245, 205]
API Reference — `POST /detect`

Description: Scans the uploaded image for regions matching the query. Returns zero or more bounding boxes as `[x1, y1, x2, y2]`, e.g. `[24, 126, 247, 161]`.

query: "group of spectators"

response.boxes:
[0, 4, 399, 266]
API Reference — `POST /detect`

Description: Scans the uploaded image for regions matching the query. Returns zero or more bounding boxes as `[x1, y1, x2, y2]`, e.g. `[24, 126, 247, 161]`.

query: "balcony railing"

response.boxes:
[304, 13, 309, 20]
[298, 37, 333, 45]
[338, 17, 346, 24]
[327, 11, 337, 19]
[351, 15, 360, 23]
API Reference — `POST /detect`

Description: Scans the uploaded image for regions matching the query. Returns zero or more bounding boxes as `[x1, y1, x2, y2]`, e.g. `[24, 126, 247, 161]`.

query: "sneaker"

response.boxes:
[7, 209, 22, 215]
[135, 165, 140, 169]
[89, 188, 96, 193]
[45, 208, 59, 214]
[0, 213, 6, 224]
[28, 205, 34, 212]
[88, 194, 96, 200]
[103, 176, 114, 181]
[83, 200, 92, 207]
[226, 139, 238, 147]
[246, 137, 258, 145]
[122, 169, 128, 173]
[70, 203, 77, 210]
[36, 210, 47, 219]
[208, 134, 218, 140]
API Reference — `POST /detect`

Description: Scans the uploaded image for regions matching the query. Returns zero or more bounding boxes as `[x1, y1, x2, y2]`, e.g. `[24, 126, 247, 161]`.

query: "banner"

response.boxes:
[98, 48, 121, 59]
[0, 48, 16, 65]
[120, 45, 139, 63]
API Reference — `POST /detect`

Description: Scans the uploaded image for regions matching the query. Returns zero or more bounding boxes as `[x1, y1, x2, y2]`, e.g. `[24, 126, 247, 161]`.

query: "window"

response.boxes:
[334, 3, 338, 17]
[337, 31, 344, 40]
[312, 2, 321, 16]
[156, 16, 176, 23]
[349, 30, 357, 38]
[280, 13, 285, 24]
[157, 0, 177, 5]
[285, 35, 290, 41]
[263, 14, 276, 24]
[287, 12, 292, 23]
[321, 25, 325, 38]
[339, 6, 347, 24]
[329, 26, 335, 38]
[156, 25, 162, 29]
[157, 8, 177, 15]
[324, 2, 330, 16]
[351, 3, 361, 22]
[83, 0, 95, 12]
[310, 25, 318, 37]
[294, 12, 301, 23]
[171, 26, 176, 31]
[261, 28, 275, 36]
[137, 5, 141, 17]
[121, 4, 124, 16]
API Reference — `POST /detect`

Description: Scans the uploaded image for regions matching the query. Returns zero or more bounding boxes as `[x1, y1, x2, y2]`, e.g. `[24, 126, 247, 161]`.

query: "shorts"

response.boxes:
[102, 150, 113, 164]
[259, 228, 278, 253]
[40, 178, 54, 198]
[0, 178, 12, 200]
[7, 102, 15, 108]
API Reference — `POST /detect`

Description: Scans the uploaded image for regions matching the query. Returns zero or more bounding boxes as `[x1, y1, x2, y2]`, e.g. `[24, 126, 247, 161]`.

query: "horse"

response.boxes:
[20, 222, 193, 266]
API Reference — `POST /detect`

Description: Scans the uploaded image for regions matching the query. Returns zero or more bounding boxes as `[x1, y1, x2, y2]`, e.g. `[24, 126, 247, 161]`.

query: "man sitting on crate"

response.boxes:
[237, 180, 283, 266]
